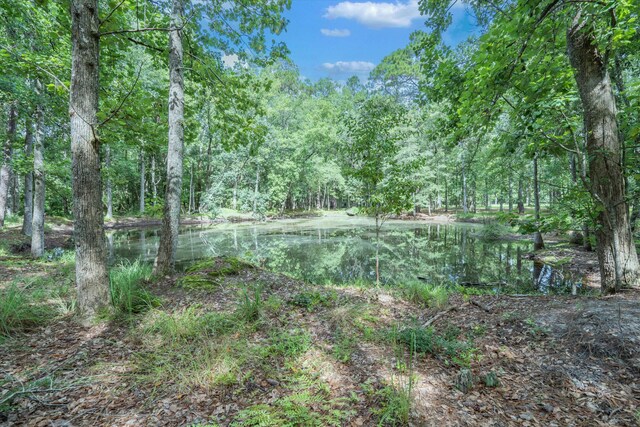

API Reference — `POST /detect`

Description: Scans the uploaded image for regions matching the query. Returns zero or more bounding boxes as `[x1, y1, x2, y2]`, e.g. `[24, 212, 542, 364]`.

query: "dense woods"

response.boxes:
[1, 0, 640, 425]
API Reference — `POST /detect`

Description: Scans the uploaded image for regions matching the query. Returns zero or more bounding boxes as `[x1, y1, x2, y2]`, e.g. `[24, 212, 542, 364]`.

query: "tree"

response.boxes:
[154, 0, 185, 275]
[69, 0, 109, 314]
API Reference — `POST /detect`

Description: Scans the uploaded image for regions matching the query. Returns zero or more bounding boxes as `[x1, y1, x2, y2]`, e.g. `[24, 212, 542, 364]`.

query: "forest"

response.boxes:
[1, 0, 639, 425]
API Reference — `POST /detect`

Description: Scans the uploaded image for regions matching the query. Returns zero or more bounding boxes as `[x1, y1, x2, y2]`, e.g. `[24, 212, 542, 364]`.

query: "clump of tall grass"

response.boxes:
[402, 282, 450, 308]
[109, 260, 159, 315]
[0, 285, 52, 338]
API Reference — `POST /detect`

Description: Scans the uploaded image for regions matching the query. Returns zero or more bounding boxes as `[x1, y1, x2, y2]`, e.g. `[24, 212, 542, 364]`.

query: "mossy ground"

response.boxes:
[1, 225, 639, 426]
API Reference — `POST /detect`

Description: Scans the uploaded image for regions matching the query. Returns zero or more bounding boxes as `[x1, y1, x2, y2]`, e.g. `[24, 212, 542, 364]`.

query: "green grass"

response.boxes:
[290, 290, 337, 312]
[0, 285, 52, 339]
[384, 325, 478, 368]
[109, 260, 159, 316]
[401, 282, 451, 308]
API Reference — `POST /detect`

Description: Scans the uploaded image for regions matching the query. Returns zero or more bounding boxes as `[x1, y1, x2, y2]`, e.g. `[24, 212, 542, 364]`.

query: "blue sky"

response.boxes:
[276, 0, 478, 81]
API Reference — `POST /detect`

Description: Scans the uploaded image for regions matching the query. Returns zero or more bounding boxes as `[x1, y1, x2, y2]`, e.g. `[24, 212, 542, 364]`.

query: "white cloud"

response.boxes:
[324, 0, 422, 29]
[221, 53, 239, 68]
[320, 28, 352, 37]
[322, 61, 376, 74]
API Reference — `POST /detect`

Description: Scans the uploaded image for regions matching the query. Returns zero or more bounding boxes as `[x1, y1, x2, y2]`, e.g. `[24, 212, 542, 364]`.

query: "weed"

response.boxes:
[266, 328, 311, 358]
[455, 368, 474, 393]
[0, 285, 52, 338]
[391, 326, 478, 368]
[374, 383, 411, 426]
[332, 330, 357, 363]
[109, 260, 159, 315]
[482, 371, 500, 387]
[524, 317, 549, 337]
[235, 286, 263, 323]
[401, 282, 450, 308]
[290, 290, 336, 312]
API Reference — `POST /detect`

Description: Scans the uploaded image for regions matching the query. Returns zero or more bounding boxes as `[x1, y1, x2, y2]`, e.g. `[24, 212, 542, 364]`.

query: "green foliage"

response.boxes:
[235, 286, 263, 323]
[476, 222, 510, 241]
[109, 261, 159, 315]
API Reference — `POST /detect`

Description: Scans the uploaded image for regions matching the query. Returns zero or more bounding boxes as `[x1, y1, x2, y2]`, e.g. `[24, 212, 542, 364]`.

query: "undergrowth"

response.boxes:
[109, 260, 159, 316]
[0, 285, 52, 339]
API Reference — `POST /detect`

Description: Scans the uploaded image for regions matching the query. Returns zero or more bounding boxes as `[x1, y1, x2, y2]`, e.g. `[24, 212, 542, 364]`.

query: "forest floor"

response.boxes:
[2, 227, 638, 426]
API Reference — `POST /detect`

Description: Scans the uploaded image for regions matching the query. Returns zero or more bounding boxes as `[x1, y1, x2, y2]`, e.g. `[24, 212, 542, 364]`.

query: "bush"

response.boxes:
[476, 222, 509, 241]
[109, 260, 159, 315]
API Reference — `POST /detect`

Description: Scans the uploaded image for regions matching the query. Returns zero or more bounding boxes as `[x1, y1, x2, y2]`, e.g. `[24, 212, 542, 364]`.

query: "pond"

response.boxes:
[107, 216, 580, 294]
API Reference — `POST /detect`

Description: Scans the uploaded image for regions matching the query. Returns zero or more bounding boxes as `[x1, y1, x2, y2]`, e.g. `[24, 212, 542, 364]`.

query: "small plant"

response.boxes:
[402, 282, 450, 308]
[333, 330, 357, 363]
[482, 371, 500, 387]
[374, 383, 411, 426]
[267, 328, 311, 358]
[0, 285, 52, 338]
[109, 260, 159, 315]
[235, 286, 263, 323]
[290, 290, 336, 312]
[455, 368, 474, 393]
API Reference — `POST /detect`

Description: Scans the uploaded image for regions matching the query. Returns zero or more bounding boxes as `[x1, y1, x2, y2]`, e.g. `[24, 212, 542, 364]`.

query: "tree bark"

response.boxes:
[533, 154, 544, 251]
[105, 145, 112, 219]
[0, 103, 17, 227]
[567, 12, 639, 293]
[517, 175, 525, 214]
[70, 0, 109, 315]
[22, 118, 34, 236]
[32, 87, 45, 258]
[154, 0, 184, 275]
[139, 150, 145, 214]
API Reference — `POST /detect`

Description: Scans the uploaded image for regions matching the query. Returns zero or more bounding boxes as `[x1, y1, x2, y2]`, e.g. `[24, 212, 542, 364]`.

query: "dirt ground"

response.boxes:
[1, 230, 639, 426]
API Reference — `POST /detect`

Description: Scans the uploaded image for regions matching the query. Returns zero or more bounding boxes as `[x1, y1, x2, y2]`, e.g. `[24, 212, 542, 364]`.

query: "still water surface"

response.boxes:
[108, 217, 577, 293]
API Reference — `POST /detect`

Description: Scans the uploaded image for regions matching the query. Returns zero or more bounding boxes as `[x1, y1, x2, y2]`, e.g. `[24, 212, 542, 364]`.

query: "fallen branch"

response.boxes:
[422, 303, 468, 327]
[471, 299, 492, 313]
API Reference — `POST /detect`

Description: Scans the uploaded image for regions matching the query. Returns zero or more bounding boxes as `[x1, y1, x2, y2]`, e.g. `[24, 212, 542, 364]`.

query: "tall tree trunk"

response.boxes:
[188, 162, 194, 214]
[461, 163, 468, 214]
[154, 0, 184, 275]
[0, 103, 17, 227]
[508, 174, 513, 211]
[533, 154, 544, 251]
[253, 165, 259, 213]
[105, 145, 113, 220]
[567, 13, 639, 293]
[32, 87, 45, 258]
[22, 119, 34, 236]
[151, 154, 158, 202]
[139, 150, 145, 214]
[70, 0, 109, 315]
[517, 175, 525, 214]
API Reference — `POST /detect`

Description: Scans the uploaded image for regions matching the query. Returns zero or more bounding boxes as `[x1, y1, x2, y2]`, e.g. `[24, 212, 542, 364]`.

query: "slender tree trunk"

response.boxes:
[151, 154, 157, 202]
[70, 0, 109, 315]
[444, 179, 448, 213]
[10, 173, 18, 217]
[105, 145, 113, 219]
[188, 162, 194, 214]
[461, 163, 468, 214]
[154, 0, 184, 275]
[517, 175, 525, 214]
[508, 175, 513, 211]
[22, 119, 34, 236]
[253, 165, 259, 213]
[139, 151, 145, 214]
[568, 13, 639, 293]
[533, 154, 544, 251]
[32, 87, 45, 257]
[0, 103, 17, 227]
